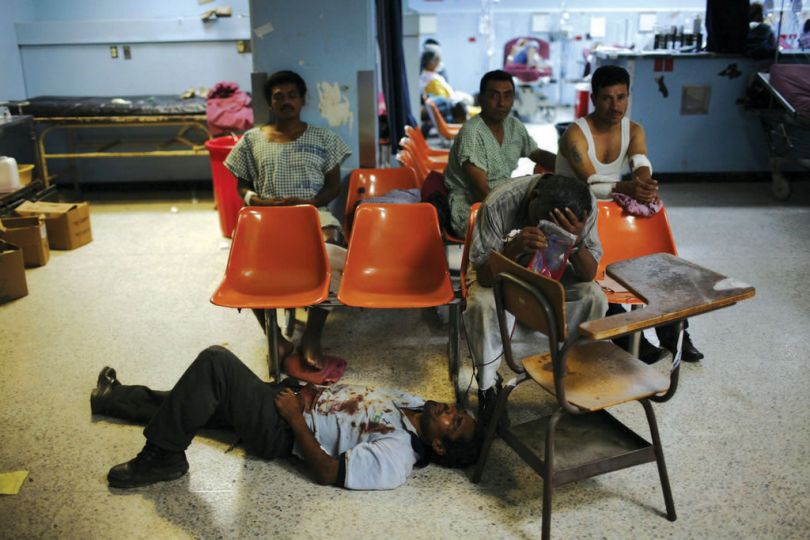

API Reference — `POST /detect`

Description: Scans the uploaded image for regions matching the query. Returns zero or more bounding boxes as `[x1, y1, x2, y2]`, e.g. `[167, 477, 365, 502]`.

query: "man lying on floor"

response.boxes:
[91, 346, 479, 490]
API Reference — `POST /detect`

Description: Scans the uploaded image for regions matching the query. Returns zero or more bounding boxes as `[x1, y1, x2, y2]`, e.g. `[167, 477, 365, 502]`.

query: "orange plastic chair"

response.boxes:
[338, 203, 459, 399]
[338, 203, 454, 308]
[396, 148, 428, 185]
[211, 205, 331, 380]
[596, 200, 678, 305]
[424, 97, 462, 141]
[344, 167, 419, 238]
[404, 125, 450, 158]
[459, 202, 482, 300]
[399, 137, 447, 171]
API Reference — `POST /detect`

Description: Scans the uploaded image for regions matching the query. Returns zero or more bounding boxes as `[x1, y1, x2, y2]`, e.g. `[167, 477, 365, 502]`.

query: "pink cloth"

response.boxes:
[612, 192, 663, 217]
[206, 81, 254, 135]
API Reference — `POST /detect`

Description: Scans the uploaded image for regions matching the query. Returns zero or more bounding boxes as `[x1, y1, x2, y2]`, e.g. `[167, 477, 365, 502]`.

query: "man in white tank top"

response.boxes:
[556, 66, 704, 363]
[555, 66, 658, 202]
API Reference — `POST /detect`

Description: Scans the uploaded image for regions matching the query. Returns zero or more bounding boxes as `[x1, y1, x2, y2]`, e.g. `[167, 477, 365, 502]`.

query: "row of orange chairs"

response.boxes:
[397, 125, 448, 186]
[423, 97, 462, 142]
[211, 169, 678, 386]
[211, 204, 461, 385]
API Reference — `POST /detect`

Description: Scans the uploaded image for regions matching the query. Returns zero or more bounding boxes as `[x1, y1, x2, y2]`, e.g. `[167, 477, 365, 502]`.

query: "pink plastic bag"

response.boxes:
[528, 220, 577, 280]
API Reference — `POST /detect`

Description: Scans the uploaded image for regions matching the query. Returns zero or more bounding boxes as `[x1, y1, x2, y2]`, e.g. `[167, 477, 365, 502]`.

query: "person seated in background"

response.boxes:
[419, 50, 475, 124]
[443, 70, 556, 238]
[422, 38, 449, 81]
[555, 65, 704, 364]
[463, 174, 606, 421]
[225, 70, 350, 371]
[506, 38, 545, 69]
[745, 2, 777, 60]
[798, 19, 810, 50]
[92, 346, 480, 490]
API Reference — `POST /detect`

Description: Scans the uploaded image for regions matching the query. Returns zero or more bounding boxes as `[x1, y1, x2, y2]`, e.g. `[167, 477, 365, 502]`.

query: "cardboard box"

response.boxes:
[0, 216, 49, 267]
[0, 241, 28, 304]
[15, 200, 92, 250]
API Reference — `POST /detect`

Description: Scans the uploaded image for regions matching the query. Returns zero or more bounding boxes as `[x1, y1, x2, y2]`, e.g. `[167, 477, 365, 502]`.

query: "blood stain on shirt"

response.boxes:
[362, 422, 394, 434]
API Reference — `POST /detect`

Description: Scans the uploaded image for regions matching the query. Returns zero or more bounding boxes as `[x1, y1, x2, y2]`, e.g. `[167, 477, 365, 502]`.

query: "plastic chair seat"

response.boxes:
[404, 125, 450, 158]
[596, 201, 677, 305]
[338, 203, 454, 308]
[522, 341, 670, 412]
[211, 206, 331, 310]
[344, 167, 418, 237]
[213, 287, 329, 310]
[424, 98, 462, 141]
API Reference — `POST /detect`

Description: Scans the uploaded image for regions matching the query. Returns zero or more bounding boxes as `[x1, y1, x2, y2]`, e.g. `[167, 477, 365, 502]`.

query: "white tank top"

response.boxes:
[555, 117, 630, 181]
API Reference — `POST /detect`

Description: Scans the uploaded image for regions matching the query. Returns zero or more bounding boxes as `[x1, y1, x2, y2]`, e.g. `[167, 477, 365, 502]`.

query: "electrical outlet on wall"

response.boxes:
[123, 46, 131, 60]
[237, 40, 251, 53]
[110, 46, 118, 59]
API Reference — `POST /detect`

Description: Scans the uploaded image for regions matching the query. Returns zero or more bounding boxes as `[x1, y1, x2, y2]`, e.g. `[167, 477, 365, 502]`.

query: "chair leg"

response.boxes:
[448, 302, 461, 404]
[471, 382, 514, 484]
[265, 308, 282, 382]
[542, 409, 563, 540]
[641, 399, 677, 522]
[284, 308, 296, 338]
[630, 304, 642, 357]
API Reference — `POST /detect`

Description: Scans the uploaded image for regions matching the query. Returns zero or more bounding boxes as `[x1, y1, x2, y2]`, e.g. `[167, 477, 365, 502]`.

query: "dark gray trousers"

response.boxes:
[98, 346, 294, 459]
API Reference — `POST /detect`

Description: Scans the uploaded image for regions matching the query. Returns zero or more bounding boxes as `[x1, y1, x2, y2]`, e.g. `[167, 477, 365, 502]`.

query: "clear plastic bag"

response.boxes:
[528, 219, 577, 280]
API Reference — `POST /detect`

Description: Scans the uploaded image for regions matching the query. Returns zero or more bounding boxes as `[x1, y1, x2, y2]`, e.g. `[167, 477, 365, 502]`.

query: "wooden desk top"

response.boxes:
[580, 253, 756, 340]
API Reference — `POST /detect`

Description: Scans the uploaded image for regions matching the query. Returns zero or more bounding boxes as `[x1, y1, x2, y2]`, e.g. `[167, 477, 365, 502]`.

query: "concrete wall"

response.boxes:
[248, 0, 376, 171]
[0, 0, 34, 100]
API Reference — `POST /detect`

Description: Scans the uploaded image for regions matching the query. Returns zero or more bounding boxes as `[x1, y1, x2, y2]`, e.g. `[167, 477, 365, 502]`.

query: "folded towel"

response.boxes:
[612, 192, 662, 216]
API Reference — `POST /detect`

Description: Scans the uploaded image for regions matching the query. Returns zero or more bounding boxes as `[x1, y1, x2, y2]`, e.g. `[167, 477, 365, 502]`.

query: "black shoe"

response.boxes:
[679, 331, 704, 363]
[660, 329, 704, 363]
[108, 442, 189, 489]
[638, 337, 670, 365]
[90, 366, 120, 414]
[477, 385, 509, 431]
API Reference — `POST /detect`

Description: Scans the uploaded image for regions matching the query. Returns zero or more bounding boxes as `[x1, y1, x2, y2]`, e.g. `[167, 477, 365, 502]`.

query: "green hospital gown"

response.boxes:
[443, 115, 537, 235]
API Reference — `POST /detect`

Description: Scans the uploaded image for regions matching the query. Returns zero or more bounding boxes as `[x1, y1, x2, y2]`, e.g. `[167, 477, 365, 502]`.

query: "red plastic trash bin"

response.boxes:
[574, 83, 590, 119]
[205, 135, 244, 238]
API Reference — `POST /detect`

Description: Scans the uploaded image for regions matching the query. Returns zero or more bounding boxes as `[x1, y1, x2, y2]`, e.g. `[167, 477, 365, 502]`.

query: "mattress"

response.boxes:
[19, 95, 207, 117]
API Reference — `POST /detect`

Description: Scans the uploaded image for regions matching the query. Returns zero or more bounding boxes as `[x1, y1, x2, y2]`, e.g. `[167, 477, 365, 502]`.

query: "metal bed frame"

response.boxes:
[754, 72, 810, 200]
[34, 114, 211, 187]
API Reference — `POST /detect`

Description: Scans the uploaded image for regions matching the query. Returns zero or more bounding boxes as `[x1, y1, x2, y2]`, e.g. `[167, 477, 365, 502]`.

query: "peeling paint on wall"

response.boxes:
[318, 81, 353, 133]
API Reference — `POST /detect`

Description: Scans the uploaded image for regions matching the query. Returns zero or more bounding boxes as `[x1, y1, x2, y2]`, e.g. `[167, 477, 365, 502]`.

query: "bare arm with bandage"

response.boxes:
[624, 122, 660, 203]
[559, 122, 658, 202]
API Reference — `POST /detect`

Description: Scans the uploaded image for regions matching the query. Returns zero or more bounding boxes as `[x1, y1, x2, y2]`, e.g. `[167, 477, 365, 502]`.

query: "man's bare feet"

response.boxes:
[298, 339, 325, 371]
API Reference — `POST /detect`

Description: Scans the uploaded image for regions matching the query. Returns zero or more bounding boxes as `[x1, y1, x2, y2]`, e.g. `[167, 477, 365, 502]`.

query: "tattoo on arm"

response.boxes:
[571, 146, 583, 165]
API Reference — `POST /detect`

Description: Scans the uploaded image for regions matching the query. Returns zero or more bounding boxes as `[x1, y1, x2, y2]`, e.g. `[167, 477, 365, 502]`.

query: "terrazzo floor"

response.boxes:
[1, 171, 809, 538]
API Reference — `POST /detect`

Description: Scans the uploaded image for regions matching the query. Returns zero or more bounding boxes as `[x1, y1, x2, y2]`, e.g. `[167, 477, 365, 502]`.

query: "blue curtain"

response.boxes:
[376, 0, 416, 145]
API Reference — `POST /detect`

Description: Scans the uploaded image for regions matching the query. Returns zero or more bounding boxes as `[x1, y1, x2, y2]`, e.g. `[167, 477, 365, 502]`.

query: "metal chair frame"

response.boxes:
[472, 259, 679, 540]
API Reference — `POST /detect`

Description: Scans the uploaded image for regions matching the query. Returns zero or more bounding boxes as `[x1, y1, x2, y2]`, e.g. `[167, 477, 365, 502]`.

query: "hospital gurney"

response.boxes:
[12, 95, 211, 187]
[503, 37, 555, 123]
[751, 65, 810, 200]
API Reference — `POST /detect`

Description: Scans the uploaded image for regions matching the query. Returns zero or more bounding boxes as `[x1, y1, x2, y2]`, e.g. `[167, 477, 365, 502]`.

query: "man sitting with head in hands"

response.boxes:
[463, 174, 607, 421]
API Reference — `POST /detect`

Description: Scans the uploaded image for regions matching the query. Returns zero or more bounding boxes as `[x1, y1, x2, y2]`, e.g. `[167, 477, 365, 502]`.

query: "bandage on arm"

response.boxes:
[586, 174, 618, 199]
[630, 154, 652, 175]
